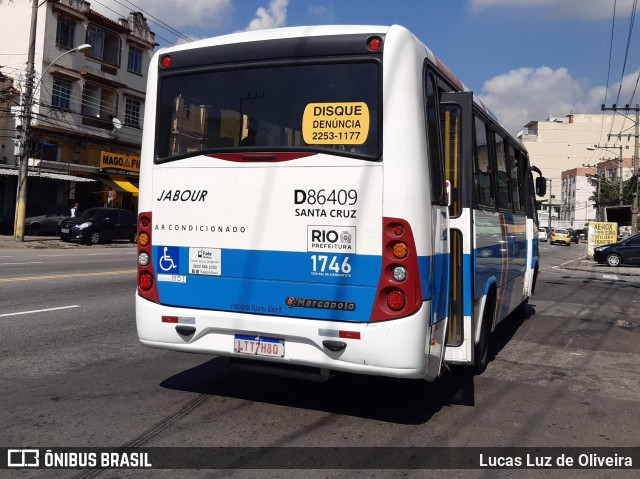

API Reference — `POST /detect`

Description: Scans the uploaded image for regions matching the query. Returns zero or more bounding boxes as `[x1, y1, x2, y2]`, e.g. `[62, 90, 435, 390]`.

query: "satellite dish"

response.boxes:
[112, 118, 122, 129]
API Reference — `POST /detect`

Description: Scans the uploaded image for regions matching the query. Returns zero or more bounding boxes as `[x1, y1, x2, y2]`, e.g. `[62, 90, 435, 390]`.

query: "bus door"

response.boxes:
[424, 74, 451, 381]
[439, 92, 475, 365]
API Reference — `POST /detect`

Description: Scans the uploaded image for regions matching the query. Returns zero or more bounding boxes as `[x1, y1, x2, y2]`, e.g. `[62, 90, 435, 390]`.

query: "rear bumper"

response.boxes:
[136, 295, 433, 379]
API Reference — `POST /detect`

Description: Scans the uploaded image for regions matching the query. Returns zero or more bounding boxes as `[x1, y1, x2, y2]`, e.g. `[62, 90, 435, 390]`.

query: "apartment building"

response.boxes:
[0, 0, 156, 229]
[519, 113, 636, 226]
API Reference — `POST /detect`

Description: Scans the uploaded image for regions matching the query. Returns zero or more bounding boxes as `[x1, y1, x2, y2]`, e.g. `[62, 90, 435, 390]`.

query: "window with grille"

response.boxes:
[125, 98, 141, 127]
[52, 78, 72, 109]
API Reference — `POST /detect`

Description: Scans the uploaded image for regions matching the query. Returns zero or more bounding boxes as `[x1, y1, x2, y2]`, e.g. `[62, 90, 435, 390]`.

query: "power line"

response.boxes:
[90, 0, 185, 46]
[615, 0, 638, 105]
[112, 0, 192, 42]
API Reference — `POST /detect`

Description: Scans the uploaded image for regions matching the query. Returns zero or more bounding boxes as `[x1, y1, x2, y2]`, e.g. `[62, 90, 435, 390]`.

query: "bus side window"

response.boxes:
[473, 116, 494, 208]
[494, 132, 512, 211]
[508, 144, 523, 212]
[425, 73, 446, 206]
[441, 104, 461, 217]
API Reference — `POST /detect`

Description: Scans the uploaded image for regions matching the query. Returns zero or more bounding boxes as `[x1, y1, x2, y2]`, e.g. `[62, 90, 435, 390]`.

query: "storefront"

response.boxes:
[96, 150, 139, 211]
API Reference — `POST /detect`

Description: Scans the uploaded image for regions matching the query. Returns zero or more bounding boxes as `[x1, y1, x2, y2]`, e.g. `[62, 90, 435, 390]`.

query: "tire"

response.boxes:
[28, 223, 41, 236]
[605, 254, 621, 267]
[473, 317, 490, 375]
[567, 242, 571, 247]
[88, 230, 101, 245]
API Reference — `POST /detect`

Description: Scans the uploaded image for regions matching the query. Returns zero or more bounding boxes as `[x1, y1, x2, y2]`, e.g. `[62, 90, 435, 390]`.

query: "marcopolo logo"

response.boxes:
[307, 225, 355, 253]
[285, 296, 356, 311]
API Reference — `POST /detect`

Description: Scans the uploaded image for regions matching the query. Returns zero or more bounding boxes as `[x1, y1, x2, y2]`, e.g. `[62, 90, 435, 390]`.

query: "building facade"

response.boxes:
[0, 0, 156, 232]
[519, 113, 637, 227]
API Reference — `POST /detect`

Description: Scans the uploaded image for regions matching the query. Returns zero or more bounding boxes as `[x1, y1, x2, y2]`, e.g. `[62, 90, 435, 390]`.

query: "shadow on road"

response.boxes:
[160, 306, 533, 425]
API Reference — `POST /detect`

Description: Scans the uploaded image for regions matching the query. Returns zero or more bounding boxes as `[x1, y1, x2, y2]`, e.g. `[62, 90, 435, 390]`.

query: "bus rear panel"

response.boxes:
[136, 26, 441, 379]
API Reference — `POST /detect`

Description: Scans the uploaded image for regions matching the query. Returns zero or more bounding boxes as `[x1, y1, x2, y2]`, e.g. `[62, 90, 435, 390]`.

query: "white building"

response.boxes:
[519, 113, 636, 227]
[0, 0, 156, 228]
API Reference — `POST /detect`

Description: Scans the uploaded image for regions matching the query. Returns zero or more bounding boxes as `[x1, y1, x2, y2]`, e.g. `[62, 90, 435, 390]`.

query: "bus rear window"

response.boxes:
[156, 62, 380, 160]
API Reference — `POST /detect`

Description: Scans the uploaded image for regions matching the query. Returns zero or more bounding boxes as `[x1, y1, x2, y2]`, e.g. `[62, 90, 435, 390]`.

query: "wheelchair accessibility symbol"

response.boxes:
[158, 246, 180, 273]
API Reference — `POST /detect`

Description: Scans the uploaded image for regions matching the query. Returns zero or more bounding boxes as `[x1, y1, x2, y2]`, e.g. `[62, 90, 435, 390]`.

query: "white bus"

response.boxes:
[135, 25, 546, 380]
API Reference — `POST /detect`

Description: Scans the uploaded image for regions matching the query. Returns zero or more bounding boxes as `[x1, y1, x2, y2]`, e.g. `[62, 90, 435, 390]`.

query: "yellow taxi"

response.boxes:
[550, 228, 572, 246]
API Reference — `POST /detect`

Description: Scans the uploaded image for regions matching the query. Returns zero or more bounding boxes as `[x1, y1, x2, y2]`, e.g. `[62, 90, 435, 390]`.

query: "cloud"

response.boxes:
[477, 66, 584, 134]
[308, 5, 337, 23]
[92, 0, 232, 35]
[477, 65, 640, 134]
[243, 0, 289, 31]
[468, 0, 635, 20]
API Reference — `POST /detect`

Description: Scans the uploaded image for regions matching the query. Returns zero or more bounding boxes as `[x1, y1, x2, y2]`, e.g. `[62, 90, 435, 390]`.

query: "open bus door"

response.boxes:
[438, 91, 477, 370]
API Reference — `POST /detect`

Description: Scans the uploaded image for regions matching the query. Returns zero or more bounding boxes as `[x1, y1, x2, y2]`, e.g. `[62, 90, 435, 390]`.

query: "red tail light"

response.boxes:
[137, 212, 159, 302]
[370, 217, 422, 321]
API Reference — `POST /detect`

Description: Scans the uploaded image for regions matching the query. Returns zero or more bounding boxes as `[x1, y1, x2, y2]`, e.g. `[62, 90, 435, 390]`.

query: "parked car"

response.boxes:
[550, 228, 572, 246]
[593, 233, 640, 266]
[566, 228, 580, 244]
[578, 227, 588, 241]
[25, 205, 71, 236]
[538, 227, 548, 242]
[58, 207, 137, 245]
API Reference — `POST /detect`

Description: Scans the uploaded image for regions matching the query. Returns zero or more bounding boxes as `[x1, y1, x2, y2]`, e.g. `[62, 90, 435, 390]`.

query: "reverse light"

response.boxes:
[138, 252, 150, 266]
[392, 266, 407, 282]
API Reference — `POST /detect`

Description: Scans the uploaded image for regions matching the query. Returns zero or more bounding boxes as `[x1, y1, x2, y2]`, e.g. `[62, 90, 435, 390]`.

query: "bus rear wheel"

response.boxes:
[473, 320, 490, 375]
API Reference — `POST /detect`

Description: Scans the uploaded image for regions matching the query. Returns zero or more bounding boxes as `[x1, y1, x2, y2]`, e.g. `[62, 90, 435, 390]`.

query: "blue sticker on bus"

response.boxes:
[157, 246, 180, 274]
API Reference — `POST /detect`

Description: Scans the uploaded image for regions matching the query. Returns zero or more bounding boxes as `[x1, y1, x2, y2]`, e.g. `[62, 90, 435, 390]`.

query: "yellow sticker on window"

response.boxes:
[302, 102, 369, 145]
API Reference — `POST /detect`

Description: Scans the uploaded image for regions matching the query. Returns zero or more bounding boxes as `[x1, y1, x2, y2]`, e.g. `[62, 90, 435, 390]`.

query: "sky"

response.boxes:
[91, 0, 640, 136]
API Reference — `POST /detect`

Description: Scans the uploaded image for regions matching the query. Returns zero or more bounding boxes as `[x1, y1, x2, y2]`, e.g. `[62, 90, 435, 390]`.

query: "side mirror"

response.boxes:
[535, 177, 547, 197]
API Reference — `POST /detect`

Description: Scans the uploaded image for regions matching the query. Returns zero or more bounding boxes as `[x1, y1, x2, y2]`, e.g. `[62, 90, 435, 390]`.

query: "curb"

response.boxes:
[0, 235, 135, 249]
[560, 256, 640, 277]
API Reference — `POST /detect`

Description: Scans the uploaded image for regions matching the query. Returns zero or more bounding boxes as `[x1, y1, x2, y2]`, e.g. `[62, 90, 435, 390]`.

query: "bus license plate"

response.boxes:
[234, 335, 284, 358]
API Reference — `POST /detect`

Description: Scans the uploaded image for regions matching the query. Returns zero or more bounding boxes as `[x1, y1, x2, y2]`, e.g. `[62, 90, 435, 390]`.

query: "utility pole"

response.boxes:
[603, 103, 640, 233]
[547, 179, 552, 230]
[13, 0, 39, 241]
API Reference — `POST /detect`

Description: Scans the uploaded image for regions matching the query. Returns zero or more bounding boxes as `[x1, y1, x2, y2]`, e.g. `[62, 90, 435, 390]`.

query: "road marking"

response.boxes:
[0, 269, 136, 283]
[0, 305, 80, 318]
[602, 274, 619, 280]
[0, 262, 44, 265]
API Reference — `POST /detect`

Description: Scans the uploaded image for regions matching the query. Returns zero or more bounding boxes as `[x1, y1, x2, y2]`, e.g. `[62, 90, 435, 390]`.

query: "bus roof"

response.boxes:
[156, 24, 505, 135]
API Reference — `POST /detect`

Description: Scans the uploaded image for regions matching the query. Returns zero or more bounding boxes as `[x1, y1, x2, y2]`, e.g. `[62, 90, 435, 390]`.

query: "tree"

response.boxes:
[586, 174, 638, 208]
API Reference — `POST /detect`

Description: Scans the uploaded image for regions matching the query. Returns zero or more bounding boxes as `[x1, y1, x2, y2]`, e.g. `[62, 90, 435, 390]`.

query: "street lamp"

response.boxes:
[13, 43, 91, 241]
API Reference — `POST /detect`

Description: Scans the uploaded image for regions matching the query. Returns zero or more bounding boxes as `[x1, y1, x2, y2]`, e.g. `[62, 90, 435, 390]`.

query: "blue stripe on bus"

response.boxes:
[153, 246, 439, 322]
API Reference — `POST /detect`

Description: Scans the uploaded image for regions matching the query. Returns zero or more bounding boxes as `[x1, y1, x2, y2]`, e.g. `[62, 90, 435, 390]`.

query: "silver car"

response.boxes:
[25, 206, 71, 236]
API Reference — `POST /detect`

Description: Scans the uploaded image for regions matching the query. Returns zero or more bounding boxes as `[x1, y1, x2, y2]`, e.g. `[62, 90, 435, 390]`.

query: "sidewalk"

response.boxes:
[560, 256, 640, 277]
[0, 234, 135, 249]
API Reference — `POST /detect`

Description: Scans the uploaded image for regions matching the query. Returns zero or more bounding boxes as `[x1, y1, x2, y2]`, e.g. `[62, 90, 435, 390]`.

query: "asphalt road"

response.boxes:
[0, 242, 638, 478]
